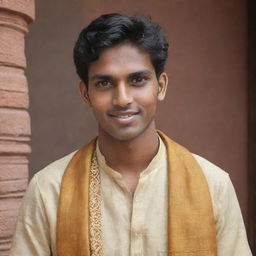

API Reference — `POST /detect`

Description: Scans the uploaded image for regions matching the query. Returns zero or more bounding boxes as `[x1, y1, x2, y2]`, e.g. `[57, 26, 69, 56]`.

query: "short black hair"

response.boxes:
[73, 13, 169, 86]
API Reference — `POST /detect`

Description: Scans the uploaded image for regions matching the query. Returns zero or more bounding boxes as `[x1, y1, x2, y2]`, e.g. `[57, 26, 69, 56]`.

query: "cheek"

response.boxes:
[134, 87, 158, 109]
[89, 93, 111, 112]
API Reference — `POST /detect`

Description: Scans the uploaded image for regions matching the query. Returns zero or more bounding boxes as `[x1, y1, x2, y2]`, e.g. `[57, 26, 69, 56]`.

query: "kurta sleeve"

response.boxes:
[216, 175, 252, 256]
[9, 174, 52, 256]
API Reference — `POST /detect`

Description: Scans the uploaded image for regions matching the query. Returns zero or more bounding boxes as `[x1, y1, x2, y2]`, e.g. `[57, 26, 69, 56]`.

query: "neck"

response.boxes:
[98, 124, 159, 175]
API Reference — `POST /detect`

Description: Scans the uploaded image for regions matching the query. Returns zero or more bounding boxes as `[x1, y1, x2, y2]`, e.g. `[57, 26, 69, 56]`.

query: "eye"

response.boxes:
[95, 80, 113, 88]
[131, 76, 148, 85]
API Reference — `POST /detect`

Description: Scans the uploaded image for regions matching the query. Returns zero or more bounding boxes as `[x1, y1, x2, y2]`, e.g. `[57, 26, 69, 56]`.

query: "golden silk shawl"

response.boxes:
[57, 131, 217, 256]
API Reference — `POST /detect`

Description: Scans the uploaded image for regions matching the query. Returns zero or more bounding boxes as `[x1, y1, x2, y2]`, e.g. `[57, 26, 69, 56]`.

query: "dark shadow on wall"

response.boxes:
[248, 0, 256, 253]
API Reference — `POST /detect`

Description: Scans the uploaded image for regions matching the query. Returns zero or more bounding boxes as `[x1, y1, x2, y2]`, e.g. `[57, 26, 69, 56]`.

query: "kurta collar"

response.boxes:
[96, 136, 166, 183]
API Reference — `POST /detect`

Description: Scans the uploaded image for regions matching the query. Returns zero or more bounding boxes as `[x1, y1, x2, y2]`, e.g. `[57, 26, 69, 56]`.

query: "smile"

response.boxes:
[116, 114, 133, 119]
[108, 112, 139, 124]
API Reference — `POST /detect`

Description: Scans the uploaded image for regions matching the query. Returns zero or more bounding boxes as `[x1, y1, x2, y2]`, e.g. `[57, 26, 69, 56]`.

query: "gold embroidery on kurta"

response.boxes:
[89, 153, 103, 255]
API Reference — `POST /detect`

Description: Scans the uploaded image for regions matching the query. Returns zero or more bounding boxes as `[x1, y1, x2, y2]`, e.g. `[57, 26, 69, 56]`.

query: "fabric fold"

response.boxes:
[158, 130, 217, 255]
[56, 139, 96, 256]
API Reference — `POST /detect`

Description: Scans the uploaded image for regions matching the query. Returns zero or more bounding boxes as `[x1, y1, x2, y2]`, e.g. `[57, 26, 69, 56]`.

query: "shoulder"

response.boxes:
[192, 153, 230, 187]
[32, 150, 77, 194]
[192, 153, 230, 196]
[192, 154, 232, 219]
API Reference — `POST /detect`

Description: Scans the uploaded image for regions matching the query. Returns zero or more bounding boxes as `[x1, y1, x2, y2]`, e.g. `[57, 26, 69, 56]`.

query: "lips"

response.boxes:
[109, 111, 138, 117]
[108, 111, 139, 124]
[113, 114, 133, 119]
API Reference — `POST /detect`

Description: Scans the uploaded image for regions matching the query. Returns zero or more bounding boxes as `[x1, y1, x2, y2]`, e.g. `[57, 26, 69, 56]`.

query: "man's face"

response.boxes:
[80, 43, 168, 141]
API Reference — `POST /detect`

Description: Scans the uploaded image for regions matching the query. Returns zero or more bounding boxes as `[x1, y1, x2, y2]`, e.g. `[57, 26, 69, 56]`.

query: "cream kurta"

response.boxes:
[10, 138, 252, 256]
[98, 139, 168, 256]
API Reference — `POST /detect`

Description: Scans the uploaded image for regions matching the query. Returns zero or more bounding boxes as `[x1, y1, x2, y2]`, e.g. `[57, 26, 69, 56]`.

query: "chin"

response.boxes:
[104, 125, 150, 142]
[109, 130, 139, 141]
[99, 119, 156, 142]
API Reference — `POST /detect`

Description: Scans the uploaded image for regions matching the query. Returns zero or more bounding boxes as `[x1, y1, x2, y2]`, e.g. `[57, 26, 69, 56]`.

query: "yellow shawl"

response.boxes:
[57, 131, 217, 255]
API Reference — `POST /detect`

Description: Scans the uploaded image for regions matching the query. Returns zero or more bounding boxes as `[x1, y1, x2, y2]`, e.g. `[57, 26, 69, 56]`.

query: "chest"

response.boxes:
[100, 165, 168, 256]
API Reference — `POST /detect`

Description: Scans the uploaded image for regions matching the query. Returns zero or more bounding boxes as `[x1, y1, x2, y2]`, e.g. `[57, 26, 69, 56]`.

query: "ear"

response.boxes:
[79, 81, 91, 106]
[157, 72, 168, 101]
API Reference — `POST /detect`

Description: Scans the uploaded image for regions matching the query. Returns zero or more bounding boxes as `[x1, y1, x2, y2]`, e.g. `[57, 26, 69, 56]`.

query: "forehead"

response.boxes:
[88, 43, 155, 78]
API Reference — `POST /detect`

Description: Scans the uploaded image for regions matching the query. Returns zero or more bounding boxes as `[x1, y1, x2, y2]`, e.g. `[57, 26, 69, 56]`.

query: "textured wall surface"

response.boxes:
[27, 0, 248, 224]
[0, 1, 34, 255]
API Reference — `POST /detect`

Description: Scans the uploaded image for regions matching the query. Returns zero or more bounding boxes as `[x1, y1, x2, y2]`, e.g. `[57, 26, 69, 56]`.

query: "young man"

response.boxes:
[10, 13, 252, 256]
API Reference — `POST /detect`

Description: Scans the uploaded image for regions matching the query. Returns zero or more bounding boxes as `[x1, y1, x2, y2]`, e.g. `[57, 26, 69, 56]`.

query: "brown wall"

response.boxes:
[27, 0, 248, 222]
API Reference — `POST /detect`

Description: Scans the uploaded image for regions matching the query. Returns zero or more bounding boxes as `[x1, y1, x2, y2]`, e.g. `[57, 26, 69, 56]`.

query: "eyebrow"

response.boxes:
[128, 70, 152, 78]
[90, 70, 153, 81]
[90, 74, 112, 81]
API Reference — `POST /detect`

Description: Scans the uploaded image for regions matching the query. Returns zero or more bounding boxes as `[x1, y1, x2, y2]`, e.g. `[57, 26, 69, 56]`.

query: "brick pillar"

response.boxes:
[0, 1, 35, 255]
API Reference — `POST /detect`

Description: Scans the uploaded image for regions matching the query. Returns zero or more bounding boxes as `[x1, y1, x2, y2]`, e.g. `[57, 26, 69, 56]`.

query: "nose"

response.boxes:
[112, 83, 133, 107]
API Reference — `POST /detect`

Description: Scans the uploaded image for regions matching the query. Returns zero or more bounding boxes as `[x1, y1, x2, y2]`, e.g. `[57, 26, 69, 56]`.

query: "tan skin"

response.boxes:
[80, 43, 168, 193]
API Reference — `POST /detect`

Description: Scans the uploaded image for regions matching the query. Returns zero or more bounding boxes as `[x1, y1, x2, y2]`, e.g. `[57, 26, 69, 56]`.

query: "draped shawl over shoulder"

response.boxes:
[56, 131, 217, 256]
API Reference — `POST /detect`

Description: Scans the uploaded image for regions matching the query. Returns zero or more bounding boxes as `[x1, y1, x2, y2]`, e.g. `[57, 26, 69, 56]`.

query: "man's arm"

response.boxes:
[10, 175, 52, 256]
[216, 175, 252, 256]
